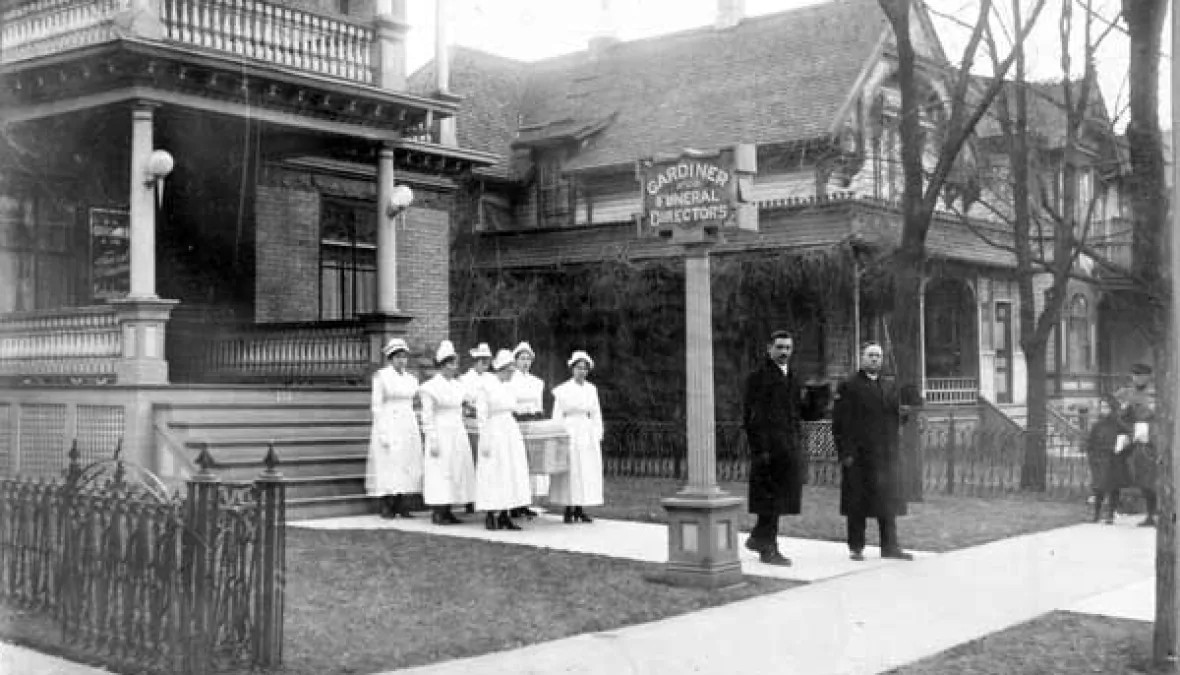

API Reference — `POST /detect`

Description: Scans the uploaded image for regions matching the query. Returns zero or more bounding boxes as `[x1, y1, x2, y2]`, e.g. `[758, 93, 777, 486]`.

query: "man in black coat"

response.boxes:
[742, 330, 822, 566]
[832, 341, 914, 561]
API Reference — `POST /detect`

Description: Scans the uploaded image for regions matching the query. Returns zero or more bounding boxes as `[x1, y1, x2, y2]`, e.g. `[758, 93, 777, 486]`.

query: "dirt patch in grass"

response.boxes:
[600, 477, 1088, 552]
[886, 611, 1156, 674]
[1, 527, 797, 675]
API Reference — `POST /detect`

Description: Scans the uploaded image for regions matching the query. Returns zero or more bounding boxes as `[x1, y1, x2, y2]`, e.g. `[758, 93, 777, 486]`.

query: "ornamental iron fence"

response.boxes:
[602, 413, 1091, 500]
[0, 440, 285, 674]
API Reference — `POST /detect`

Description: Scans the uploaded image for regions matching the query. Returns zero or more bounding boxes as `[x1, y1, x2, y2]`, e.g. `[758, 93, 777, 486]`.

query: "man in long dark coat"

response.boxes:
[832, 341, 913, 561]
[1113, 362, 1158, 527]
[742, 330, 821, 566]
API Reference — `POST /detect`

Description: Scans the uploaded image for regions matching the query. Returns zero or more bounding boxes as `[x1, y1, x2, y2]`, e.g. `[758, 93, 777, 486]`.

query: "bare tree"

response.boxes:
[1119, 0, 1173, 666]
[955, 0, 1118, 490]
[877, 0, 1046, 498]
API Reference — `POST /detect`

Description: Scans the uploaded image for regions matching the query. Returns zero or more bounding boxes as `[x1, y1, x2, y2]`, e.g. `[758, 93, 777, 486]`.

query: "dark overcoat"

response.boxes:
[742, 359, 818, 515]
[1084, 411, 1127, 493]
[832, 371, 907, 518]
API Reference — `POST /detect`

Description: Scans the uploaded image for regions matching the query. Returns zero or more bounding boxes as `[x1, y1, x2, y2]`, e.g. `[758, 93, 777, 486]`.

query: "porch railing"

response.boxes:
[169, 319, 373, 385]
[160, 0, 375, 83]
[923, 377, 979, 406]
[0, 305, 122, 384]
[1, 0, 375, 85]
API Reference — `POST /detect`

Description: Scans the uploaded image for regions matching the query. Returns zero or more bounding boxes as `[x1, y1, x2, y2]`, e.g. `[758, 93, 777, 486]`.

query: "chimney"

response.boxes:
[588, 0, 620, 60]
[715, 0, 745, 30]
[435, 0, 457, 146]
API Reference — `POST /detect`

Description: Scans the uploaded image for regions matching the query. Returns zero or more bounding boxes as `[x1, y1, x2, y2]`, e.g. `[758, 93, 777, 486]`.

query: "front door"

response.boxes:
[994, 301, 1013, 404]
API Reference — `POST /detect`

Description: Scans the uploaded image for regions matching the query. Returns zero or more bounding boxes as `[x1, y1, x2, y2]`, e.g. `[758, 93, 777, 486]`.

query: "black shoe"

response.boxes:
[881, 548, 914, 561]
[759, 549, 792, 566]
[521, 507, 539, 520]
[573, 507, 593, 523]
[380, 496, 396, 519]
[431, 510, 443, 525]
[441, 509, 462, 525]
[744, 536, 763, 553]
[485, 513, 498, 531]
[1140, 518, 1157, 528]
[563, 507, 574, 524]
[850, 550, 865, 561]
[497, 512, 522, 531]
[465, 503, 475, 514]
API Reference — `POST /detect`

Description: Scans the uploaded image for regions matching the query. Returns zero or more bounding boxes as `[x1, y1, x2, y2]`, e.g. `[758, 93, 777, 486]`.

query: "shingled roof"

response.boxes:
[412, 0, 895, 179]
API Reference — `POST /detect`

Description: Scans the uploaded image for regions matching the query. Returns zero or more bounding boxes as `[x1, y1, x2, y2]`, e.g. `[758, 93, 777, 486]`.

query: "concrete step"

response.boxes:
[284, 474, 366, 500]
[167, 419, 372, 442]
[158, 403, 370, 424]
[287, 493, 376, 520]
[186, 436, 370, 459]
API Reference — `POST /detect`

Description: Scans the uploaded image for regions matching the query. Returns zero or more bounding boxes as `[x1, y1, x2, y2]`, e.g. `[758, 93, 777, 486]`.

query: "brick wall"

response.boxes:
[254, 183, 319, 322]
[398, 202, 450, 351]
[252, 164, 453, 356]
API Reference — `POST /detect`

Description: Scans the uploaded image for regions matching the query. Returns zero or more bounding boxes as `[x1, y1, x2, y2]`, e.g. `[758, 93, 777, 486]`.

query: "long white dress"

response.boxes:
[474, 376, 532, 512]
[549, 378, 605, 506]
[365, 366, 423, 496]
[508, 370, 550, 496]
[419, 373, 478, 506]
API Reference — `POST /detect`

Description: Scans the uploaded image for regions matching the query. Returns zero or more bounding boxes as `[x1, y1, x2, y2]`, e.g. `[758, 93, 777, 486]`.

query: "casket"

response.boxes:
[462, 418, 570, 474]
[518, 419, 570, 474]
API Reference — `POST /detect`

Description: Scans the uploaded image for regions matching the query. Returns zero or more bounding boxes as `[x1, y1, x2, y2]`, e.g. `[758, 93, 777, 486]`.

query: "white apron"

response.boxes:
[549, 379, 604, 506]
[474, 377, 532, 511]
[365, 367, 423, 496]
[420, 374, 477, 505]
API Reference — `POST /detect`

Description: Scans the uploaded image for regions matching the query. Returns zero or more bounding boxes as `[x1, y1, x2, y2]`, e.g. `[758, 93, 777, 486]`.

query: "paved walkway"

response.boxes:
[296, 511, 1156, 675]
[0, 642, 111, 674]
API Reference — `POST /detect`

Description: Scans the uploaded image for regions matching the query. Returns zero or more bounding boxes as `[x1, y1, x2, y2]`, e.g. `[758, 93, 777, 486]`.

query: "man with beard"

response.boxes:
[742, 330, 823, 566]
[832, 341, 914, 561]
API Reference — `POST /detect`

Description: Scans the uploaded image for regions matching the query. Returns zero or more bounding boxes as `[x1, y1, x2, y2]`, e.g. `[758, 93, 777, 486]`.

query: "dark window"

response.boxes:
[319, 198, 376, 320]
[1066, 294, 1091, 372]
[0, 193, 80, 312]
[537, 157, 572, 226]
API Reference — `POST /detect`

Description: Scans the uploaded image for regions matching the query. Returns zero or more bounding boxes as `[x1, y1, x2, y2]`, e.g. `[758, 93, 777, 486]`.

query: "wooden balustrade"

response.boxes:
[160, 0, 375, 83]
[923, 377, 979, 406]
[0, 306, 122, 382]
[172, 320, 373, 385]
[0, 0, 126, 63]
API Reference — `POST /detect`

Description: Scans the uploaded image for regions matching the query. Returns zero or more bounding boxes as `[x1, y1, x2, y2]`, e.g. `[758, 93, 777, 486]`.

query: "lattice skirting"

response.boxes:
[5, 403, 125, 478]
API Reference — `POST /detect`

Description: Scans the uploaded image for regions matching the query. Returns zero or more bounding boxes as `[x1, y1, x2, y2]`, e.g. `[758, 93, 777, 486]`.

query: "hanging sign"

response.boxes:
[90, 207, 130, 301]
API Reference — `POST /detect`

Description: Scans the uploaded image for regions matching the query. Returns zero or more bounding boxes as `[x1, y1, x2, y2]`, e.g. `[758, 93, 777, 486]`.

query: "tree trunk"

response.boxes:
[893, 243, 925, 500]
[1020, 341, 1048, 490]
[1122, 0, 1172, 666]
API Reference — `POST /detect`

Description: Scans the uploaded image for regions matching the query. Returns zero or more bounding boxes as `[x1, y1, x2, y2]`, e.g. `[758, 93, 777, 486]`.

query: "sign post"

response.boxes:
[641, 147, 754, 588]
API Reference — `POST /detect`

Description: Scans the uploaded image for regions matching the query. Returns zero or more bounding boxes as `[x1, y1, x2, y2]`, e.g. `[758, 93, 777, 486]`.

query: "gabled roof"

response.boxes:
[978, 78, 1114, 148]
[413, 0, 901, 178]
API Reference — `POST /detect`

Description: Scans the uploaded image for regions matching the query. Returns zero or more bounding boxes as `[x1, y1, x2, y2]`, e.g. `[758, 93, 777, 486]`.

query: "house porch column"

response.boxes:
[364, 145, 411, 362]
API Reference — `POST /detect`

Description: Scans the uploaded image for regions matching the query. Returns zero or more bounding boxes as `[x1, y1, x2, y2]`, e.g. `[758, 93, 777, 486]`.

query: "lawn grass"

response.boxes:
[0, 528, 798, 675]
[600, 477, 1089, 552]
[886, 611, 1157, 674]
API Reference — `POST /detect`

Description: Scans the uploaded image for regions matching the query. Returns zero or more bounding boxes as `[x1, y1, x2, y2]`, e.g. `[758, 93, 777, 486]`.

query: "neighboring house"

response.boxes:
[0, 0, 495, 508]
[411, 0, 1131, 423]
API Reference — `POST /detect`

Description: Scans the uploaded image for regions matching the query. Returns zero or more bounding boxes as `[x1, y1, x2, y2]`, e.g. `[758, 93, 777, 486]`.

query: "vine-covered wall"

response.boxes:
[451, 238, 878, 423]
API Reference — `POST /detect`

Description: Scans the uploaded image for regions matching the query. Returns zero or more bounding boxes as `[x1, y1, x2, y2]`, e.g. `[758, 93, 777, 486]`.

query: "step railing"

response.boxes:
[170, 319, 373, 385]
[0, 305, 122, 383]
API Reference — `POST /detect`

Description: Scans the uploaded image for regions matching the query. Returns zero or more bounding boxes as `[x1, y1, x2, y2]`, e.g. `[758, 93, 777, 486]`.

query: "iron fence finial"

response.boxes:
[194, 444, 217, 478]
[263, 442, 280, 473]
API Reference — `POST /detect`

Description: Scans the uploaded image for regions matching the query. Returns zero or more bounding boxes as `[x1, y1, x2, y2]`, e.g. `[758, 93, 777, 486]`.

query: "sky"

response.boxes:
[402, 0, 1172, 129]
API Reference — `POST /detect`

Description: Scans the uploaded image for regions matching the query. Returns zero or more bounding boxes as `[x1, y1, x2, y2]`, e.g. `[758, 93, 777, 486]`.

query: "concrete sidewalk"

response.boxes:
[358, 516, 1154, 675]
[0, 642, 111, 675]
[293, 511, 935, 583]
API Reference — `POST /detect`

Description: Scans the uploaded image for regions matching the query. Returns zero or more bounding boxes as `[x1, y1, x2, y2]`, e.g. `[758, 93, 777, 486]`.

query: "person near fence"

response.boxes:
[475, 349, 533, 530]
[832, 341, 914, 561]
[1085, 396, 1126, 524]
[459, 342, 494, 514]
[1113, 362, 1158, 527]
[508, 341, 548, 519]
[365, 337, 423, 519]
[419, 340, 478, 525]
[550, 350, 605, 524]
[742, 330, 823, 566]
